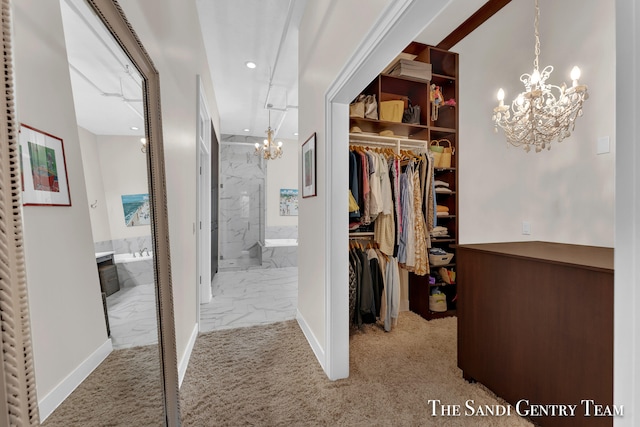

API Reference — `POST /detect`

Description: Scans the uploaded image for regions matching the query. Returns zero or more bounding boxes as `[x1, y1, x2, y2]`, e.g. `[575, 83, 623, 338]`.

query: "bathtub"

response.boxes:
[114, 252, 154, 263]
[259, 239, 297, 268]
[264, 238, 298, 247]
[114, 252, 154, 287]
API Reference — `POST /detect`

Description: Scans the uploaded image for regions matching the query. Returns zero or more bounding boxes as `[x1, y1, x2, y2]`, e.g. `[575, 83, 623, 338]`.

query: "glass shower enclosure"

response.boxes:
[218, 142, 265, 270]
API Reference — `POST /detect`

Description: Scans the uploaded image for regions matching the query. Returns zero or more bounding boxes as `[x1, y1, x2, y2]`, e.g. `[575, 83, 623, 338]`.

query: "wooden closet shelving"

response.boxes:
[349, 42, 459, 321]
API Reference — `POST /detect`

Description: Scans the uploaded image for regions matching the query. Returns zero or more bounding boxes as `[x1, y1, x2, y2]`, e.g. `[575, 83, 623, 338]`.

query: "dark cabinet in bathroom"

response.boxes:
[98, 264, 120, 297]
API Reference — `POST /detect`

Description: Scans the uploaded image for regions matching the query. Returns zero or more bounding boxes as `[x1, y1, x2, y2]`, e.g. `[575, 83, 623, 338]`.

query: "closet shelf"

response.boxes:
[427, 309, 457, 320]
[349, 132, 429, 148]
[435, 167, 456, 172]
[349, 231, 375, 237]
[430, 263, 456, 268]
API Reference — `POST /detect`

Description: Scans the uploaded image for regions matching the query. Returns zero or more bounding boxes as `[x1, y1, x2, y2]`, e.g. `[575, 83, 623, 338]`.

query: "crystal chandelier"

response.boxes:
[492, 0, 588, 152]
[254, 109, 283, 159]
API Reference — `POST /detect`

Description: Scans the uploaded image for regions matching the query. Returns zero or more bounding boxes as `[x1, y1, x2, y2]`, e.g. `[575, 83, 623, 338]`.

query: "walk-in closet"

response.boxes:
[347, 42, 459, 335]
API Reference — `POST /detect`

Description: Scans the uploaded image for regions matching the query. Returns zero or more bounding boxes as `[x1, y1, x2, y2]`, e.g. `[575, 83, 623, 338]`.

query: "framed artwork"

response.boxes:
[19, 124, 71, 206]
[121, 193, 151, 226]
[301, 133, 317, 198]
[279, 188, 298, 216]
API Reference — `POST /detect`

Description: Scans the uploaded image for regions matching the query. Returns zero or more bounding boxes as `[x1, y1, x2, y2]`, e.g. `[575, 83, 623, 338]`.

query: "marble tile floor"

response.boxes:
[104, 267, 298, 348]
[218, 256, 262, 271]
[106, 283, 158, 350]
[200, 267, 298, 332]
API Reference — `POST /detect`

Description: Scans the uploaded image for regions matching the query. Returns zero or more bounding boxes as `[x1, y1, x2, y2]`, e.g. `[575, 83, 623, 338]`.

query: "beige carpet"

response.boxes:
[43, 312, 533, 426]
[180, 312, 533, 426]
[42, 345, 164, 426]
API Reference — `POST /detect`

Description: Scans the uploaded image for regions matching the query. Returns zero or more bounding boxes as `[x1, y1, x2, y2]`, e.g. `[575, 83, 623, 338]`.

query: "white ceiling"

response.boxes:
[61, 0, 145, 137]
[62, 0, 490, 141]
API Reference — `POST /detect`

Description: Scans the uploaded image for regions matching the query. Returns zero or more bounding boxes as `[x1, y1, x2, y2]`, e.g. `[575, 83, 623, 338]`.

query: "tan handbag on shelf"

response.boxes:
[379, 100, 404, 122]
[433, 139, 455, 168]
[429, 140, 443, 167]
[364, 94, 378, 120]
[349, 94, 366, 118]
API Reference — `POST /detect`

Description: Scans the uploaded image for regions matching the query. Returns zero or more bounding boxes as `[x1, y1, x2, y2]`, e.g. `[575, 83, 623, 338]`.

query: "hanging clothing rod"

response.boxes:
[349, 140, 428, 153]
[348, 133, 428, 151]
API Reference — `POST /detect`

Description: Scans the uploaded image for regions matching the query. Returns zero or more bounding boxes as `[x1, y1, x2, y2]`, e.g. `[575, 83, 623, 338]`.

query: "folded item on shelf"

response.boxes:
[388, 59, 432, 82]
[436, 205, 449, 213]
[435, 187, 452, 193]
[429, 248, 454, 266]
[439, 267, 456, 284]
[434, 180, 449, 188]
[431, 226, 449, 237]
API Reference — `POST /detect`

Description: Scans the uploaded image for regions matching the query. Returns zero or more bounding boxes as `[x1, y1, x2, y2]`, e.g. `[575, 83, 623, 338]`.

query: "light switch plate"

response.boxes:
[597, 136, 610, 154]
[522, 221, 531, 235]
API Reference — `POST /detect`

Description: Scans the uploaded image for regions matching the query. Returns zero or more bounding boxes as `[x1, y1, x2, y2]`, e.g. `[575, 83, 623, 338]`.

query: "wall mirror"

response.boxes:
[0, 0, 180, 425]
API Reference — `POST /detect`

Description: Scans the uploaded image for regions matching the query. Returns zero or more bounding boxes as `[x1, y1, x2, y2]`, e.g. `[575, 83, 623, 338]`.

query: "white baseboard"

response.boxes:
[178, 323, 199, 388]
[296, 309, 325, 371]
[39, 338, 113, 421]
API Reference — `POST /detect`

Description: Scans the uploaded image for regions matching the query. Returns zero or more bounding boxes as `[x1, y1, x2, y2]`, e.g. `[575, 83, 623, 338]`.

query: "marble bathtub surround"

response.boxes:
[265, 225, 298, 239]
[94, 235, 153, 256]
[95, 236, 155, 287]
[115, 256, 154, 287]
[260, 240, 297, 268]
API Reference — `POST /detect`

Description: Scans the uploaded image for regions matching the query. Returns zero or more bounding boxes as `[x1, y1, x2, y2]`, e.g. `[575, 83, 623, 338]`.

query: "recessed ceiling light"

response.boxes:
[245, 61, 257, 69]
[243, 128, 250, 132]
[130, 126, 139, 130]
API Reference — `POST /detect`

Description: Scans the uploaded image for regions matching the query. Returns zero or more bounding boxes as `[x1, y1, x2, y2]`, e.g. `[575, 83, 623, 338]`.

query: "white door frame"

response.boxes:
[323, 0, 450, 379]
[196, 75, 212, 315]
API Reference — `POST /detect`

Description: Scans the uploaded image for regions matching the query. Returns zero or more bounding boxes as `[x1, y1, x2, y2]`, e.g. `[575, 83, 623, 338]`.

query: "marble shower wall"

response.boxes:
[219, 142, 265, 260]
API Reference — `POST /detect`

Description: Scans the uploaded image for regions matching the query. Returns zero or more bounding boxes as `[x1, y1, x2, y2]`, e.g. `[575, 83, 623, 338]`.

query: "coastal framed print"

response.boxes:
[301, 133, 316, 198]
[279, 188, 298, 216]
[121, 193, 151, 226]
[19, 123, 72, 206]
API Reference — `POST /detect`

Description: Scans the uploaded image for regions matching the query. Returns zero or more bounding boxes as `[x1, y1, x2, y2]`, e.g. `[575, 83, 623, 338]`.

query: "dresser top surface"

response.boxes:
[458, 241, 613, 272]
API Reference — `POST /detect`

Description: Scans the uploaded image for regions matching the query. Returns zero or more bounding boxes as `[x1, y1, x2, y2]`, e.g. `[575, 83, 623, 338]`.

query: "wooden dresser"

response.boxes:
[457, 241, 613, 427]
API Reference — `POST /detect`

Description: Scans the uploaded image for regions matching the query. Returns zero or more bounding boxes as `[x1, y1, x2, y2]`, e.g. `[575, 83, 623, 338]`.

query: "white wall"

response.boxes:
[298, 0, 392, 367]
[455, 0, 615, 247]
[78, 130, 151, 242]
[266, 137, 298, 227]
[96, 135, 151, 240]
[78, 127, 111, 243]
[117, 1, 219, 365]
[14, 0, 109, 405]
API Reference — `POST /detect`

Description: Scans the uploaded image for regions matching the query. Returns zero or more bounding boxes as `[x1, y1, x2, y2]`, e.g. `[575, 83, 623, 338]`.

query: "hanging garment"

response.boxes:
[367, 248, 384, 318]
[349, 151, 360, 219]
[359, 151, 371, 225]
[357, 248, 376, 324]
[384, 257, 400, 332]
[367, 151, 381, 221]
[348, 257, 357, 326]
[412, 167, 429, 275]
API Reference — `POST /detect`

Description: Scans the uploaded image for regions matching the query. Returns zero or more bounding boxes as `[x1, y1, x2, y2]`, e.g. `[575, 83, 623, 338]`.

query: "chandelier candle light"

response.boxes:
[492, 0, 588, 152]
[255, 109, 283, 159]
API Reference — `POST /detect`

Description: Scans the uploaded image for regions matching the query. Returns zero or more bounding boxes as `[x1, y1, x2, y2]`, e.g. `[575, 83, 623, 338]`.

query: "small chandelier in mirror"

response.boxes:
[254, 109, 283, 160]
[492, 0, 588, 152]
